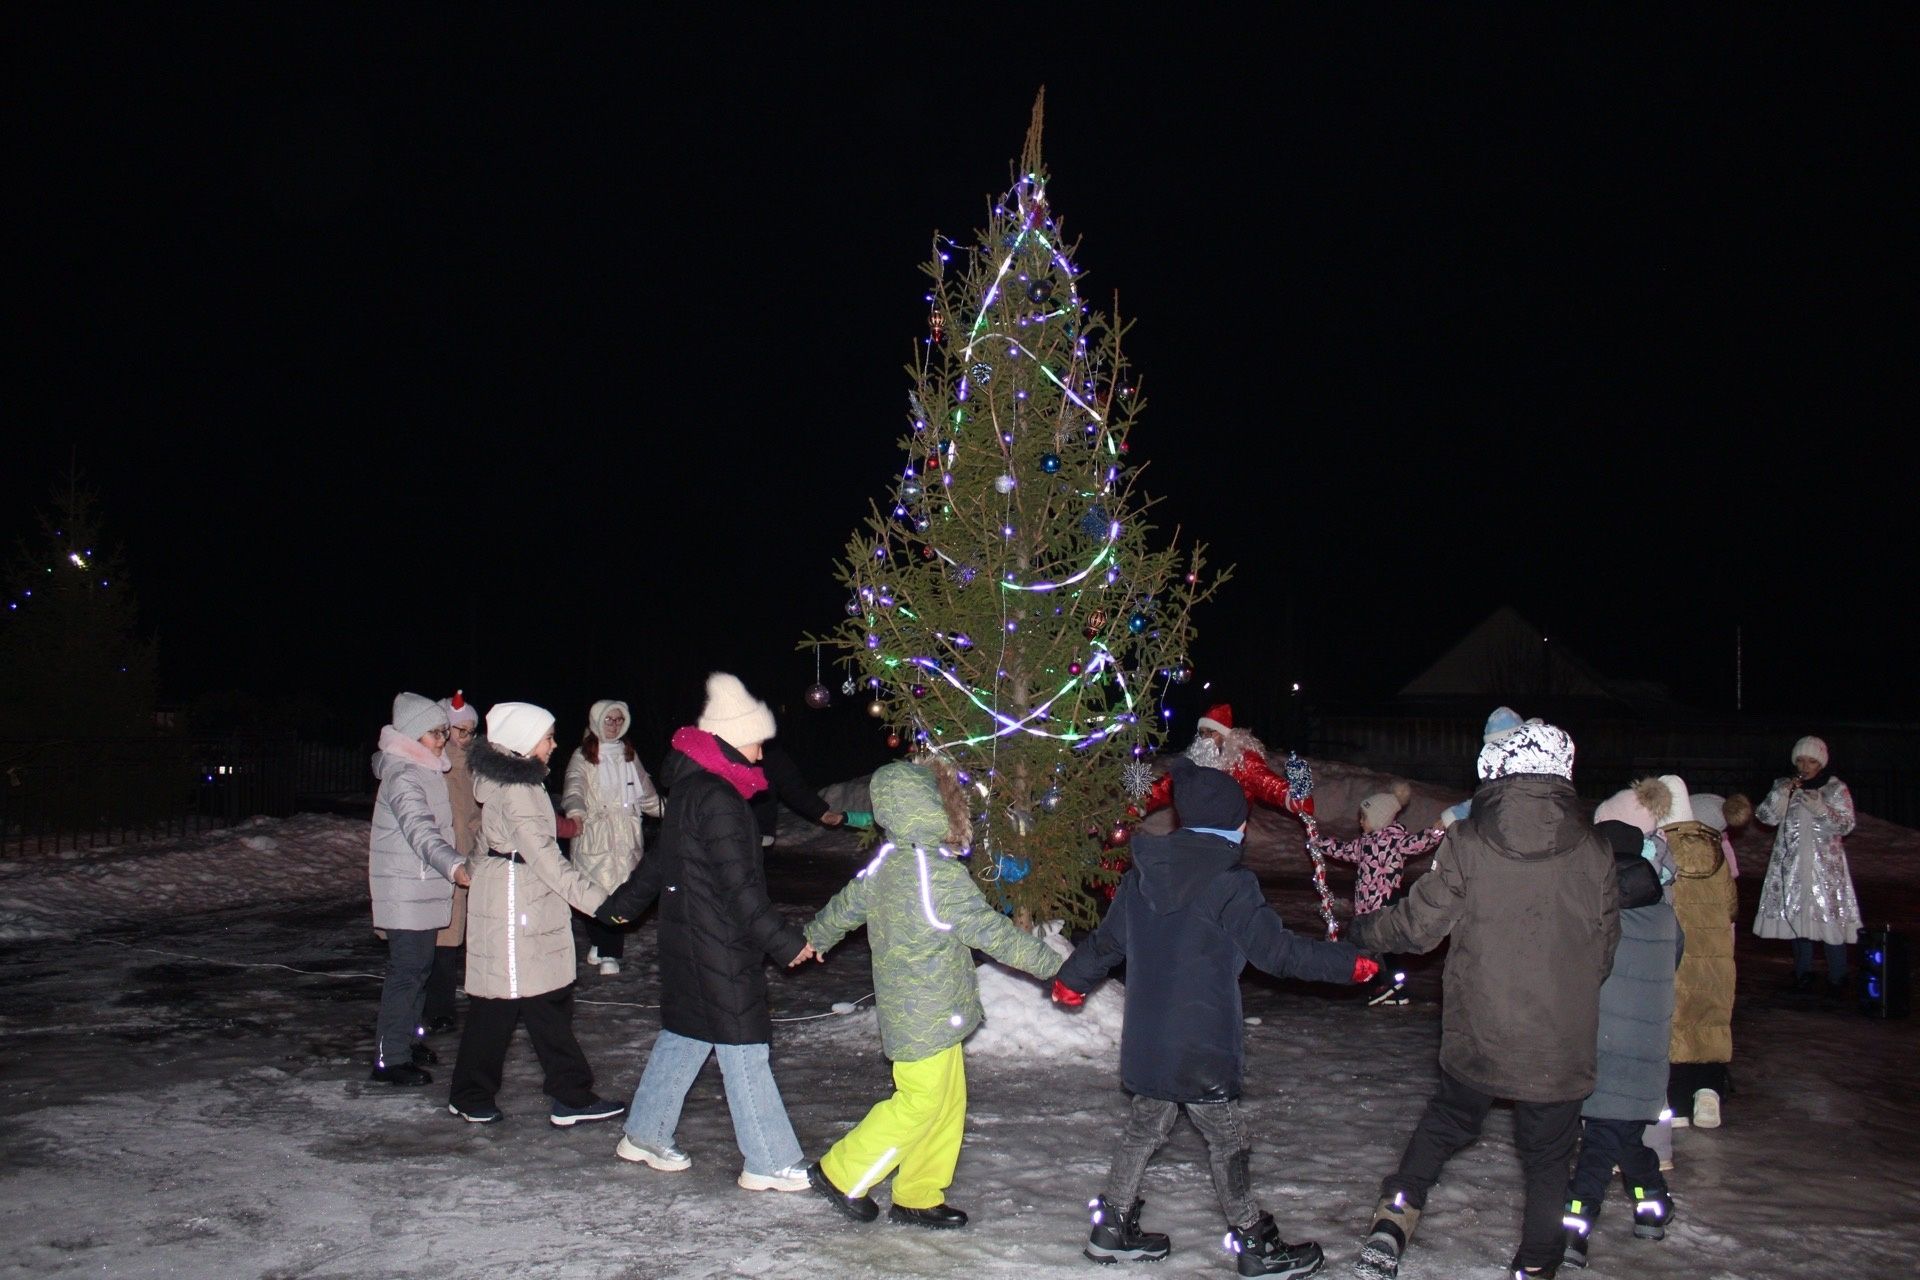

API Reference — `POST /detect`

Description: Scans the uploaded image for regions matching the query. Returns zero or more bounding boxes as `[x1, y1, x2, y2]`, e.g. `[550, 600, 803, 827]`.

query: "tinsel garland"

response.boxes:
[1286, 752, 1340, 941]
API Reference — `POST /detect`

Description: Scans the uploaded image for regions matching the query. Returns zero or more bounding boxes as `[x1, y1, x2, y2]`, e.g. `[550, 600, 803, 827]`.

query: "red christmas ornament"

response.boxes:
[928, 309, 945, 343]
[886, 732, 902, 749]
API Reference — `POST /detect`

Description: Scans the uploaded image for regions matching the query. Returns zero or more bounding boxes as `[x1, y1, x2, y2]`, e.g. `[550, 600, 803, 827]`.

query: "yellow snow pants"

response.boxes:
[819, 1042, 966, 1210]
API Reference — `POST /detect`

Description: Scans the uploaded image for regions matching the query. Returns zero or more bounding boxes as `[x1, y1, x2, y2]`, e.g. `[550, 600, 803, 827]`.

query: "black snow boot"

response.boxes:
[368, 1061, 432, 1086]
[1226, 1213, 1323, 1278]
[1630, 1186, 1674, 1240]
[1560, 1199, 1594, 1268]
[1083, 1195, 1171, 1264]
[1354, 1192, 1420, 1280]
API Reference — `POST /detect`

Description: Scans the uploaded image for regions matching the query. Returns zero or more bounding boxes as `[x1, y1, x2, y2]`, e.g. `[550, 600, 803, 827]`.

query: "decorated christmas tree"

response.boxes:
[821, 92, 1228, 929]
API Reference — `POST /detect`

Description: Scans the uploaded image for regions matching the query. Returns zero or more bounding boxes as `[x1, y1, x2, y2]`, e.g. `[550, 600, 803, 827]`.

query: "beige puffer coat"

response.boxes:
[435, 741, 483, 947]
[1665, 818, 1738, 1063]
[464, 735, 609, 1000]
[561, 706, 663, 894]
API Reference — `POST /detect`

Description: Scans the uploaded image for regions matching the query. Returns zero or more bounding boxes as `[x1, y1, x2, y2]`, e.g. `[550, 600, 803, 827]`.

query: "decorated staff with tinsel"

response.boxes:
[1125, 704, 1341, 938]
[815, 90, 1228, 932]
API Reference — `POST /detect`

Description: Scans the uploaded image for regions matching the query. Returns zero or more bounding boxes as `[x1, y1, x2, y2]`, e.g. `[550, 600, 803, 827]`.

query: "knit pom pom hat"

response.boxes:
[1360, 780, 1413, 831]
[1482, 706, 1524, 743]
[697, 672, 776, 750]
[392, 692, 448, 739]
[1593, 777, 1672, 834]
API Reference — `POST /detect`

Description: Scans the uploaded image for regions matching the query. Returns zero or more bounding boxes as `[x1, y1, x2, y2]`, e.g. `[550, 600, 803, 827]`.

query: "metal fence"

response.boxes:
[0, 736, 369, 856]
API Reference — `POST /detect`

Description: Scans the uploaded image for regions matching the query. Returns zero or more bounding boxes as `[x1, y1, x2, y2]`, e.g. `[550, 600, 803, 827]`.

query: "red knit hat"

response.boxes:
[1195, 703, 1234, 736]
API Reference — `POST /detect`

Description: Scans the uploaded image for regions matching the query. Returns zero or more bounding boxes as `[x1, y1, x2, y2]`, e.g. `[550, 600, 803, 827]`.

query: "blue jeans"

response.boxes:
[624, 1028, 803, 1175]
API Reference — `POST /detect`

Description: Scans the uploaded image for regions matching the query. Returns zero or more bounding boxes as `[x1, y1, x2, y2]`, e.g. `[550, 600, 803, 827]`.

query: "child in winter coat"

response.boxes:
[1562, 820, 1681, 1269]
[799, 759, 1063, 1228]
[368, 692, 471, 1085]
[1306, 780, 1444, 1006]
[561, 699, 663, 976]
[1348, 720, 1619, 1280]
[1657, 775, 1738, 1129]
[448, 702, 625, 1127]
[1055, 758, 1371, 1277]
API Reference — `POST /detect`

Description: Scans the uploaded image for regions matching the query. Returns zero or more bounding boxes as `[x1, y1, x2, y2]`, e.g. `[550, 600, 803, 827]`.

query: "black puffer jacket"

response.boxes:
[600, 746, 806, 1044]
[1056, 828, 1360, 1102]
[1349, 774, 1620, 1102]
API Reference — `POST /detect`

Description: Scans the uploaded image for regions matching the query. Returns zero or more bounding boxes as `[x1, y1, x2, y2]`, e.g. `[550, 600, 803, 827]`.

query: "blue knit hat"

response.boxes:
[1483, 706, 1524, 743]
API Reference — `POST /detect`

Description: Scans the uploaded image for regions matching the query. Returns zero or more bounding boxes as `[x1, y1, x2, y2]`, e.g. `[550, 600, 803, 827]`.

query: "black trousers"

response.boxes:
[1381, 1069, 1584, 1271]
[582, 914, 627, 960]
[1568, 1117, 1666, 1216]
[422, 945, 461, 1025]
[449, 984, 595, 1111]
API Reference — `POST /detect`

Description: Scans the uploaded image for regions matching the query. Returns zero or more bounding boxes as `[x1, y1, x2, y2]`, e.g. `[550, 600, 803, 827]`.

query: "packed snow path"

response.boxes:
[1, 814, 1915, 1278]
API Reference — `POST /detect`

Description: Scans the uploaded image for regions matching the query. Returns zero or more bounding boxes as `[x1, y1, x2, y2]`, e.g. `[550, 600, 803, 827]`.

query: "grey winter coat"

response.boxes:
[465, 735, 609, 1000]
[368, 727, 466, 932]
[1348, 773, 1620, 1103]
[1585, 867, 1681, 1122]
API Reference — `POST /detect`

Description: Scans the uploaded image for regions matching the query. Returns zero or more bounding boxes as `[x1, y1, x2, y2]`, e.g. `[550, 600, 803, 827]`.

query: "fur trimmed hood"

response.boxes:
[467, 733, 551, 787]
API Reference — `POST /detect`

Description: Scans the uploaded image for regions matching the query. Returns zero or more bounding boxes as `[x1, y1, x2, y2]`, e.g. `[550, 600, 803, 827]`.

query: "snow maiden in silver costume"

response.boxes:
[1752, 735, 1861, 993]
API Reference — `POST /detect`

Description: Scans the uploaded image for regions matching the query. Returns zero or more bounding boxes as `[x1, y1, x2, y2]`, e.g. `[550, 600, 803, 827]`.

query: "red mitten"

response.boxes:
[1051, 980, 1086, 1007]
[1352, 956, 1380, 985]
[554, 815, 582, 839]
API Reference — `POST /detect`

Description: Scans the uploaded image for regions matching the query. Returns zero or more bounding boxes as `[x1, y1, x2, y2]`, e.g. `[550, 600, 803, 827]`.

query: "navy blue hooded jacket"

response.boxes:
[1056, 827, 1360, 1102]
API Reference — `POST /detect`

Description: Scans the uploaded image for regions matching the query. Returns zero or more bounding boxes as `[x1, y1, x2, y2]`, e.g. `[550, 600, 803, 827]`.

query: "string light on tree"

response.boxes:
[808, 90, 1231, 929]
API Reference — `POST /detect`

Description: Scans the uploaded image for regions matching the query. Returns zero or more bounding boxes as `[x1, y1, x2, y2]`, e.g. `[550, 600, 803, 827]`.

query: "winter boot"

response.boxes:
[1630, 1186, 1673, 1240]
[1226, 1213, 1322, 1278]
[1690, 1088, 1721, 1128]
[1084, 1195, 1171, 1264]
[1560, 1200, 1594, 1269]
[1354, 1192, 1419, 1280]
[1366, 969, 1410, 1007]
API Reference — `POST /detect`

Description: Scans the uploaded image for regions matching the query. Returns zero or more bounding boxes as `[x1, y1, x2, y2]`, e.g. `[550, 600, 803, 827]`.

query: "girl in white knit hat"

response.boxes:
[1753, 736, 1862, 1003]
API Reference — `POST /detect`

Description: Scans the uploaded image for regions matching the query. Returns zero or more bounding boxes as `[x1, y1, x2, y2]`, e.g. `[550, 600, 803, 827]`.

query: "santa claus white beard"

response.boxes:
[1185, 736, 1227, 770]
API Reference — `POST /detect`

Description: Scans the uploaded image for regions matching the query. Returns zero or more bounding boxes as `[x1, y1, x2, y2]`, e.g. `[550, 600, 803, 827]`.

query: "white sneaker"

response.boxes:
[760, 834, 776, 847]
[1692, 1088, 1721, 1129]
[1670, 1112, 1690, 1128]
[584, 946, 602, 966]
[598, 957, 621, 976]
[617, 1136, 691, 1171]
[737, 1164, 810, 1192]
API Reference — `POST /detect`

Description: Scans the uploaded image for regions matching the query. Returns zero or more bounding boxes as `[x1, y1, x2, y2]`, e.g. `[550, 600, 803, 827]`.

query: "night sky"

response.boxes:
[8, 9, 1910, 766]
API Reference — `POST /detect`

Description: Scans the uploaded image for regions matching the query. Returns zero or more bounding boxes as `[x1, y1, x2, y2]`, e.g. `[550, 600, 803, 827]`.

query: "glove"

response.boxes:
[554, 815, 582, 839]
[1051, 979, 1086, 1007]
[843, 810, 874, 830]
[1352, 955, 1380, 985]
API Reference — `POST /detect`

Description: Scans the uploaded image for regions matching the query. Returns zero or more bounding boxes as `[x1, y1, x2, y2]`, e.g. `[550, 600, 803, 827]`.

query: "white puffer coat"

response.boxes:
[368, 727, 465, 932]
[561, 701, 663, 894]
[465, 735, 610, 1000]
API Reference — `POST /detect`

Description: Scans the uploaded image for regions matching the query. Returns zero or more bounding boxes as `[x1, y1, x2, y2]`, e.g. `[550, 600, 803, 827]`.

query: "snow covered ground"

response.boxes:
[1, 804, 1915, 1280]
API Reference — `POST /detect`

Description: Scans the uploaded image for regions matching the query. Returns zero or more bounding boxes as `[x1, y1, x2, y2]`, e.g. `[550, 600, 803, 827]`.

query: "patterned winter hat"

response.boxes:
[1482, 706, 1524, 743]
[1475, 720, 1575, 781]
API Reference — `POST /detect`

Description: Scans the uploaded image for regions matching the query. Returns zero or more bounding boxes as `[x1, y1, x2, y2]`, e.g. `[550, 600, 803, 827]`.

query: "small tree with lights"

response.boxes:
[820, 92, 1228, 929]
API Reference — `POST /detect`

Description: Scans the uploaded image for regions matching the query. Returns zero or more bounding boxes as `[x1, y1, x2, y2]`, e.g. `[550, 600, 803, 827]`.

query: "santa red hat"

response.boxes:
[1195, 703, 1234, 737]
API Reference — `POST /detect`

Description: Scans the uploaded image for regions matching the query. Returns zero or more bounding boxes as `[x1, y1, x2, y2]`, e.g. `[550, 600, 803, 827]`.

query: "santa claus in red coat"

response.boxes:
[1134, 703, 1311, 820]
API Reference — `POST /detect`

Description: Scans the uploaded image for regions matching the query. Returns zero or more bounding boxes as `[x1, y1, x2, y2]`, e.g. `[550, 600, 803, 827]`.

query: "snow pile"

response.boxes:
[970, 923, 1123, 1065]
[0, 813, 366, 933]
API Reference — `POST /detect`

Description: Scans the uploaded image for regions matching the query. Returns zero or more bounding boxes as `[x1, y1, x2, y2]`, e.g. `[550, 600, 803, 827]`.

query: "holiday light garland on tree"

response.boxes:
[816, 92, 1229, 929]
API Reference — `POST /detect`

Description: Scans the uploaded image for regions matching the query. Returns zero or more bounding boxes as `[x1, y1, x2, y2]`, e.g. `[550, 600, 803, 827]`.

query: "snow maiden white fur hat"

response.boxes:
[1655, 774, 1696, 827]
[1792, 736, 1829, 769]
[1475, 720, 1575, 781]
[697, 672, 776, 750]
[392, 691, 448, 739]
[487, 701, 556, 756]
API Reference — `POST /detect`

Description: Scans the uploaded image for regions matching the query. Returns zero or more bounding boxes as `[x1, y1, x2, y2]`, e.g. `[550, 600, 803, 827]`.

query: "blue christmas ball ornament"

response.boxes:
[1128, 613, 1147, 634]
[996, 853, 1031, 883]
[1080, 505, 1109, 538]
[1040, 452, 1061, 473]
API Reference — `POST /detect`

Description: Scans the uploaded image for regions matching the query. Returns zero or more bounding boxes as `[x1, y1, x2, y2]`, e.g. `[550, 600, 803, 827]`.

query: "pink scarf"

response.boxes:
[670, 726, 768, 800]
